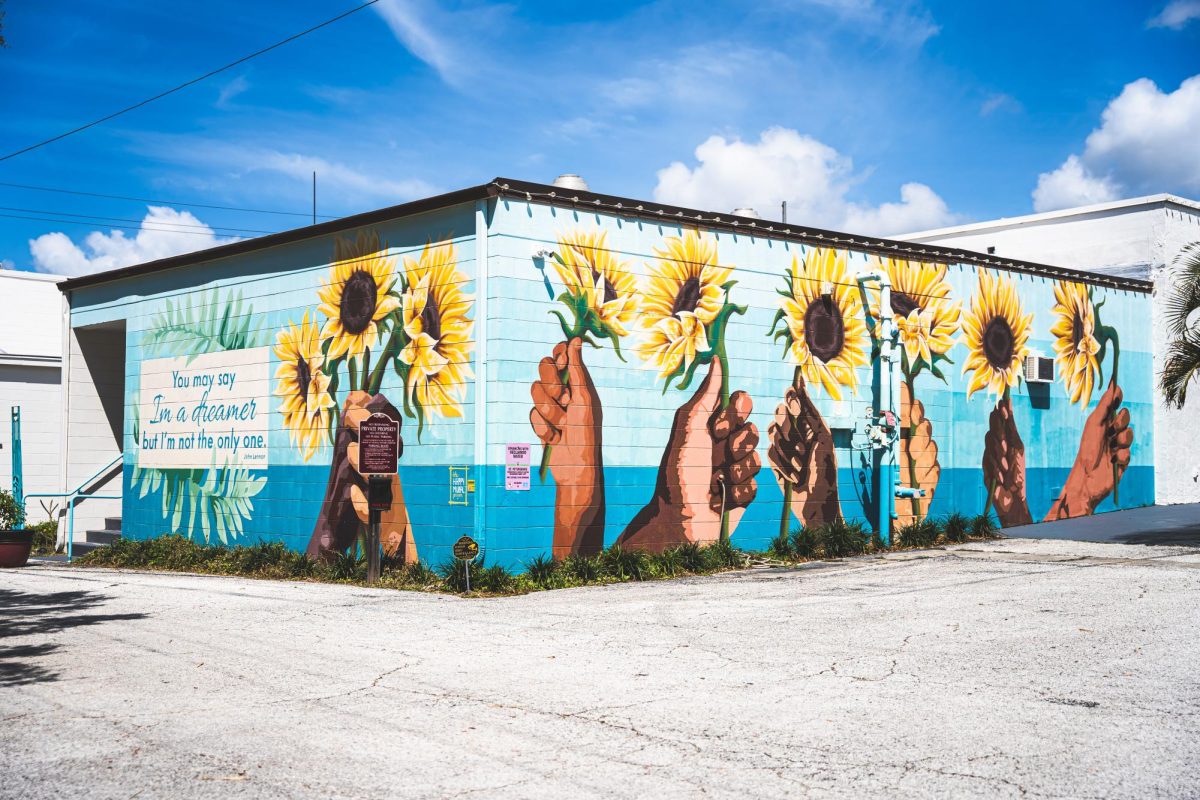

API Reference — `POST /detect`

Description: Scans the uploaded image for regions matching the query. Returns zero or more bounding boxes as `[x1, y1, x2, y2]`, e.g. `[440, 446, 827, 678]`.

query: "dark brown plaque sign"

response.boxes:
[452, 535, 479, 561]
[358, 413, 400, 475]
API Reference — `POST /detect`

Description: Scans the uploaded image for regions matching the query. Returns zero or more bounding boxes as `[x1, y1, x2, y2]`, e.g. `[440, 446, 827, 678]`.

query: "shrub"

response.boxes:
[970, 514, 1000, 540]
[942, 512, 971, 543]
[560, 553, 601, 583]
[479, 564, 514, 593]
[29, 521, 59, 555]
[328, 550, 365, 582]
[0, 489, 25, 530]
[768, 531, 794, 560]
[818, 519, 869, 558]
[651, 546, 685, 578]
[790, 526, 820, 559]
[706, 538, 744, 569]
[402, 561, 438, 587]
[897, 518, 941, 549]
[524, 554, 558, 586]
[438, 559, 472, 592]
[675, 542, 710, 573]
[599, 545, 649, 581]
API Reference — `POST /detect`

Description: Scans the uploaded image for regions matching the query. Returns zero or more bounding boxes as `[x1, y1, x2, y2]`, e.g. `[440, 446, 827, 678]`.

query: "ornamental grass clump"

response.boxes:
[817, 519, 869, 558]
[650, 546, 685, 578]
[768, 531, 794, 561]
[599, 545, 650, 581]
[942, 512, 971, 543]
[524, 554, 558, 587]
[897, 517, 942, 549]
[789, 526, 821, 560]
[675, 542, 710, 574]
[970, 514, 1000, 540]
[560, 553, 602, 583]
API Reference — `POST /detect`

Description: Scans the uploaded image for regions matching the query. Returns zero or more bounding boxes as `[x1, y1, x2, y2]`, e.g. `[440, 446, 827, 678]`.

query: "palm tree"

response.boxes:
[1160, 242, 1200, 409]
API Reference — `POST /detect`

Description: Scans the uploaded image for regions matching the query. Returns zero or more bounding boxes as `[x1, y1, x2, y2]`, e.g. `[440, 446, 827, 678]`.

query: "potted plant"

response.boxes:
[0, 489, 32, 568]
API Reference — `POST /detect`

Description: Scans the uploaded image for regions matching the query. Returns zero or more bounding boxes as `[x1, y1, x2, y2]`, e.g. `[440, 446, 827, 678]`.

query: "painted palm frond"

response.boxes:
[1164, 242, 1200, 339]
[143, 288, 262, 361]
[131, 462, 265, 545]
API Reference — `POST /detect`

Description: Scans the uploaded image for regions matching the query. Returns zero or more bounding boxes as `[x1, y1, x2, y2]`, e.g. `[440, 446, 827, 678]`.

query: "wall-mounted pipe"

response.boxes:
[857, 269, 905, 544]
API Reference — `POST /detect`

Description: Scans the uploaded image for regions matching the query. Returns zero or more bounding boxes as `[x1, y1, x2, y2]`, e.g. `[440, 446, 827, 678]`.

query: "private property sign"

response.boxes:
[137, 347, 270, 469]
[358, 413, 400, 475]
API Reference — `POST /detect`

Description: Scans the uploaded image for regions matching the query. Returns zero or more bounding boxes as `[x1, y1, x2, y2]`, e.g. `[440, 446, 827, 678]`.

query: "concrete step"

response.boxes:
[85, 529, 121, 545]
[71, 540, 111, 557]
[104, 517, 123, 532]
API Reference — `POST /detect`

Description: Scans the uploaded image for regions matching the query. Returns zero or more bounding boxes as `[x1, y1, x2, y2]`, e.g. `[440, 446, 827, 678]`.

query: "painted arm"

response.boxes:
[618, 357, 760, 552]
[530, 338, 606, 558]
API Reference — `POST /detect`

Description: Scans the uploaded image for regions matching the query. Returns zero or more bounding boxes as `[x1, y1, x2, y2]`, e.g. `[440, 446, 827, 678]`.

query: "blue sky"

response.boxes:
[2, 0, 1198, 275]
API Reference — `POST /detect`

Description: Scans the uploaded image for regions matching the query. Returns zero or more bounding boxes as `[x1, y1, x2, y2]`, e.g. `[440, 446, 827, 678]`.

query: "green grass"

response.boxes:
[74, 514, 1002, 596]
[896, 517, 942, 549]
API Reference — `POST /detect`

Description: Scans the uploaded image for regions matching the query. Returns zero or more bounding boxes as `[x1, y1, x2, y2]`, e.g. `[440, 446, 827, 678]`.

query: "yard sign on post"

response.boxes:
[358, 412, 400, 583]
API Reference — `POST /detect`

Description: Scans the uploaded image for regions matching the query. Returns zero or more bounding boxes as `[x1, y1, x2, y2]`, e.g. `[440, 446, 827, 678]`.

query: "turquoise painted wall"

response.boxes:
[66, 195, 1154, 570]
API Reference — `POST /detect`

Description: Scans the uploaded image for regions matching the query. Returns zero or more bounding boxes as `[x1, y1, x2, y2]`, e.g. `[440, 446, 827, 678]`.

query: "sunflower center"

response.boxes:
[420, 296, 442, 341]
[339, 270, 378, 335]
[890, 292, 920, 318]
[671, 277, 702, 317]
[1071, 311, 1084, 350]
[983, 316, 1015, 369]
[295, 357, 312, 408]
[591, 269, 618, 304]
[804, 297, 845, 363]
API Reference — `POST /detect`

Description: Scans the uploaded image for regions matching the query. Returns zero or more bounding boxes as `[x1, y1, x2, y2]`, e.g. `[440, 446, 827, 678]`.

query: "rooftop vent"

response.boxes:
[552, 173, 589, 191]
[731, 207, 761, 219]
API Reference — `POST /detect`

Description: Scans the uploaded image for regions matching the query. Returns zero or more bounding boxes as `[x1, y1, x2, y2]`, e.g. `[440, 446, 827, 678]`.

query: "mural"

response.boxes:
[103, 197, 1152, 567]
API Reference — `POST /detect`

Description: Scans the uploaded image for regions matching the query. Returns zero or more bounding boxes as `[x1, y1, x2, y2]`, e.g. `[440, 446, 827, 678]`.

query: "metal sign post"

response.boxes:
[359, 413, 400, 584]
[453, 535, 479, 592]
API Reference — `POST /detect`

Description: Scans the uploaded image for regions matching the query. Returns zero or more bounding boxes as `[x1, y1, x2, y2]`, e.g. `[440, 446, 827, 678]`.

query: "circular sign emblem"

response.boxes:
[452, 535, 479, 561]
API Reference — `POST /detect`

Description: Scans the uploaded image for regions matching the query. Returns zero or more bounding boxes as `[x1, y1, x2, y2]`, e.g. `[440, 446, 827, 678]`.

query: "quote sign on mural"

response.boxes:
[138, 347, 271, 469]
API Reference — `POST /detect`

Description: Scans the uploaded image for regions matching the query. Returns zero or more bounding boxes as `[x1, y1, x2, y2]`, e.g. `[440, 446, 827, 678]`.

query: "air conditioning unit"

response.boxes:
[1024, 355, 1054, 383]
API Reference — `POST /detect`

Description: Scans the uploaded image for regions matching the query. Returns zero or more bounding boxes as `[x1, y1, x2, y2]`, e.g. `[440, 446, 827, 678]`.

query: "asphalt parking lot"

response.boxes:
[3, 537, 1200, 799]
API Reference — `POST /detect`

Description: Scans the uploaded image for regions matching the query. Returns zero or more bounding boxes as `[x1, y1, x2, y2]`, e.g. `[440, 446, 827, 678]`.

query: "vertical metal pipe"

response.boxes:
[857, 270, 897, 544]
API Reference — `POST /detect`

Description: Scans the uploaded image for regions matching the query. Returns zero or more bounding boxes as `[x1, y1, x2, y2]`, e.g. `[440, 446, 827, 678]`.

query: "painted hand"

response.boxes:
[530, 338, 605, 558]
[982, 394, 1034, 527]
[619, 357, 761, 552]
[898, 381, 940, 523]
[306, 391, 413, 562]
[1047, 379, 1133, 520]
[767, 373, 841, 528]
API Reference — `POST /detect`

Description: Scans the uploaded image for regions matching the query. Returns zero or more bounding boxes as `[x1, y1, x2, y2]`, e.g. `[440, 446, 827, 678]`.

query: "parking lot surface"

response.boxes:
[3, 538, 1200, 799]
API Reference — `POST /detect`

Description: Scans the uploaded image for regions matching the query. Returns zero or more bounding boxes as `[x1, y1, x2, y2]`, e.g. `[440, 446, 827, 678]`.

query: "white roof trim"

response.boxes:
[898, 194, 1200, 240]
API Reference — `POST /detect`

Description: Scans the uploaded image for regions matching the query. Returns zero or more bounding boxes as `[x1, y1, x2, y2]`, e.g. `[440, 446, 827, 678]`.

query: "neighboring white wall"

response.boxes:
[63, 323, 125, 542]
[0, 269, 66, 523]
[901, 196, 1200, 505]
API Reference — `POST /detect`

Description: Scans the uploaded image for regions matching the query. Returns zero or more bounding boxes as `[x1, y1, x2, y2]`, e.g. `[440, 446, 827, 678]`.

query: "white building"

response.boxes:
[900, 194, 1200, 505]
[0, 268, 65, 524]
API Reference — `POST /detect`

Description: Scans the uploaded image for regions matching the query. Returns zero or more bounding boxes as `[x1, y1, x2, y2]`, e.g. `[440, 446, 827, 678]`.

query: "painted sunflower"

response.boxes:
[318, 231, 400, 361]
[399, 241, 475, 418]
[555, 230, 638, 337]
[961, 270, 1033, 400]
[273, 311, 336, 462]
[779, 248, 870, 400]
[636, 229, 732, 378]
[868, 257, 961, 368]
[1050, 280, 1101, 407]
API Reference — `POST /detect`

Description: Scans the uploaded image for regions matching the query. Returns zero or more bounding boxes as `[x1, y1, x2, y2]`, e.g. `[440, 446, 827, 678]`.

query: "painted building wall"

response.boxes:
[67, 203, 479, 565]
[900, 197, 1200, 504]
[481, 199, 1155, 566]
[63, 195, 1154, 569]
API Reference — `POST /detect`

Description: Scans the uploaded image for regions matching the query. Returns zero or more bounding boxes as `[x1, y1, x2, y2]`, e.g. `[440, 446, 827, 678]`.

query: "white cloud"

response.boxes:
[1147, 0, 1200, 29]
[374, 0, 468, 85]
[652, 127, 957, 236]
[0, 259, 14, 270]
[1032, 155, 1119, 212]
[1032, 75, 1200, 211]
[28, 207, 237, 277]
[980, 93, 1019, 117]
[216, 75, 250, 108]
[251, 150, 436, 203]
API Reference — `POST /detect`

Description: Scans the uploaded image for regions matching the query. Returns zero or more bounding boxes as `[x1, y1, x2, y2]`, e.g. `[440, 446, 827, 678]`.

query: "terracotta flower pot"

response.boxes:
[0, 529, 34, 568]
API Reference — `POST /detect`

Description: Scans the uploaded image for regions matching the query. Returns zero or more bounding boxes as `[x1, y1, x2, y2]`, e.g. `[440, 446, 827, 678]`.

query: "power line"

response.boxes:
[0, 204, 280, 235]
[0, 212, 262, 237]
[0, 180, 336, 219]
[0, 0, 381, 163]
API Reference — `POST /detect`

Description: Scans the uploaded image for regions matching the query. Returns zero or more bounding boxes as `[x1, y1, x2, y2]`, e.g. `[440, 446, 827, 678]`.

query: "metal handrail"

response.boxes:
[25, 454, 124, 562]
